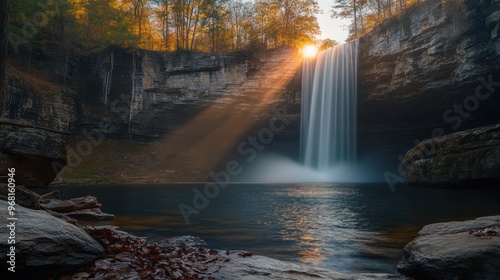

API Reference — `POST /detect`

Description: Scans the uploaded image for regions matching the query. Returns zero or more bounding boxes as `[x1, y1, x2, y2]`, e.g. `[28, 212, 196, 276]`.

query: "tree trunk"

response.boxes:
[0, 0, 11, 117]
[190, 11, 199, 51]
[353, 0, 357, 36]
[164, 0, 169, 50]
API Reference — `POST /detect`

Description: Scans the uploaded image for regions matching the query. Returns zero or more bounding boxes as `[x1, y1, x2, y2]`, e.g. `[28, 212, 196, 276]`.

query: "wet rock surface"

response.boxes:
[212, 251, 406, 280]
[39, 195, 102, 212]
[61, 226, 406, 280]
[0, 200, 105, 274]
[397, 216, 500, 280]
[62, 226, 228, 280]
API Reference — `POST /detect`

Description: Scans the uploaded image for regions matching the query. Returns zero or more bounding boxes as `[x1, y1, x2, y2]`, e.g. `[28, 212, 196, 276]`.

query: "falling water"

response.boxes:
[301, 40, 358, 171]
[129, 53, 136, 142]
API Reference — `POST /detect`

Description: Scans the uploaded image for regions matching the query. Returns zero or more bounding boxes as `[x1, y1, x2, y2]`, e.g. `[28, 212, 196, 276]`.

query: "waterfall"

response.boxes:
[301, 40, 358, 171]
[129, 53, 136, 141]
[103, 49, 114, 106]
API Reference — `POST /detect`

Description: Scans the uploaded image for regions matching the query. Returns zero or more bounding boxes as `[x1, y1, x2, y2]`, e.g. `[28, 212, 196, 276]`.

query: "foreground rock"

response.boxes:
[63, 226, 229, 279]
[63, 226, 405, 280]
[0, 184, 114, 222]
[39, 195, 102, 212]
[403, 124, 500, 186]
[0, 200, 104, 274]
[0, 183, 40, 208]
[212, 252, 406, 280]
[39, 195, 115, 221]
[397, 216, 500, 279]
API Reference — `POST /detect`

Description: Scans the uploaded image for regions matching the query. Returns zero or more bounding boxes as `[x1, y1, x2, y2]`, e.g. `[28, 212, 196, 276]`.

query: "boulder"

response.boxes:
[65, 208, 115, 221]
[0, 183, 40, 208]
[39, 190, 62, 200]
[39, 195, 102, 213]
[0, 200, 104, 274]
[37, 195, 114, 222]
[397, 216, 500, 279]
[213, 251, 406, 280]
[403, 124, 500, 186]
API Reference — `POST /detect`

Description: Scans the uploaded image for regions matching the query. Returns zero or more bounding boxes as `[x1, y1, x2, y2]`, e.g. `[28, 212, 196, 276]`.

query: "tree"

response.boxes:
[319, 38, 338, 50]
[274, 0, 320, 46]
[331, 0, 362, 37]
[0, 0, 11, 116]
[332, 0, 423, 40]
[154, 0, 172, 50]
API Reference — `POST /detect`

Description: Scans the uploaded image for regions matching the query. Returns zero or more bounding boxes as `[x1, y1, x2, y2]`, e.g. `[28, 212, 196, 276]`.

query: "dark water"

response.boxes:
[50, 183, 500, 274]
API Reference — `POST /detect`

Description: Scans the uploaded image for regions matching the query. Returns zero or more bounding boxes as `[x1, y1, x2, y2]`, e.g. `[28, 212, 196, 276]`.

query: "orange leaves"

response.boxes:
[68, 226, 230, 279]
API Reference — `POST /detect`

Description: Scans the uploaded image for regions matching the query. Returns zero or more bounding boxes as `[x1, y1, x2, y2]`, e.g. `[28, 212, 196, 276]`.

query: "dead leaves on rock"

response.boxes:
[469, 226, 500, 238]
[63, 226, 227, 279]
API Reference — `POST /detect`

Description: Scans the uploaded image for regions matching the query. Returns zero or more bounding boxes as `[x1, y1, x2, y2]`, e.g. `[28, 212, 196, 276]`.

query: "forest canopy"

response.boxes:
[8, 0, 321, 54]
[331, 0, 461, 40]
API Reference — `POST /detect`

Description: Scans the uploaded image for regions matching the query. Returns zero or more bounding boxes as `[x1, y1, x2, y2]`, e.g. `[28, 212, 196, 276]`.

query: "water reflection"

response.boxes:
[273, 184, 367, 268]
[53, 183, 500, 274]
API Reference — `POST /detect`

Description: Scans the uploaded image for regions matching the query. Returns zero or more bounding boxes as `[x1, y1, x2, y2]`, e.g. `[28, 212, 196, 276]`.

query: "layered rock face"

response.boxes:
[5, 0, 500, 184]
[358, 0, 500, 174]
[80, 47, 301, 141]
[398, 216, 500, 279]
[1, 70, 77, 186]
[403, 123, 500, 186]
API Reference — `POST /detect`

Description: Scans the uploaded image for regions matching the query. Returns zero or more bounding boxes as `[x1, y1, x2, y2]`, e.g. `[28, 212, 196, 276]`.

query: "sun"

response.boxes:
[302, 45, 319, 58]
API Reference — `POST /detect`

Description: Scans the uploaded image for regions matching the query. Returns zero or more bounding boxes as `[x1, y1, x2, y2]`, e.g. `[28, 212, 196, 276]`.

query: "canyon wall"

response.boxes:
[1, 69, 78, 186]
[357, 0, 500, 176]
[78, 46, 301, 155]
[3, 0, 500, 184]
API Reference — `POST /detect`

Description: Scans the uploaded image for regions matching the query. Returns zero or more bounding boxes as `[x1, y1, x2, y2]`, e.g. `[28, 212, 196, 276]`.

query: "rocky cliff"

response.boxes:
[0, 65, 77, 186]
[358, 0, 500, 176]
[65, 47, 303, 182]
[2, 47, 301, 185]
[4, 0, 500, 185]
[79, 47, 301, 143]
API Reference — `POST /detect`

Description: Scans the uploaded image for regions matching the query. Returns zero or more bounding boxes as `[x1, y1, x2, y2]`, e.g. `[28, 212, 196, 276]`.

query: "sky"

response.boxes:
[315, 0, 351, 43]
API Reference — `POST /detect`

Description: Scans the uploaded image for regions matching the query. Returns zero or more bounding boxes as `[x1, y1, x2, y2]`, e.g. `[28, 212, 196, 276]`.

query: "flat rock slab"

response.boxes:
[213, 251, 406, 280]
[0, 183, 39, 208]
[65, 208, 115, 221]
[39, 195, 102, 212]
[0, 200, 104, 273]
[397, 216, 500, 280]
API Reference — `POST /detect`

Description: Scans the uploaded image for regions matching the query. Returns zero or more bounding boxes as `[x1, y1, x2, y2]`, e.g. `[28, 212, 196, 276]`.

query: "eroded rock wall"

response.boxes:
[357, 0, 500, 175]
[1, 69, 78, 186]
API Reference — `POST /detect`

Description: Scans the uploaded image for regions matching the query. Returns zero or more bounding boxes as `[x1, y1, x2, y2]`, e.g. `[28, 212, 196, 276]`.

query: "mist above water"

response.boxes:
[240, 41, 365, 183]
[236, 153, 382, 183]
